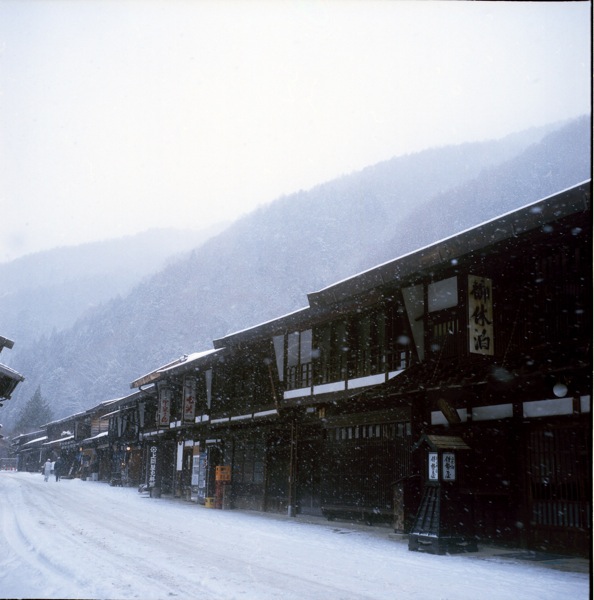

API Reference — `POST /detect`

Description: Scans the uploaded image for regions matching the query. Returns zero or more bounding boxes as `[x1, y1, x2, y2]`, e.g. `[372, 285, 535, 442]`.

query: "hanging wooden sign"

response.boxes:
[468, 275, 494, 356]
[183, 376, 197, 422]
[215, 465, 231, 482]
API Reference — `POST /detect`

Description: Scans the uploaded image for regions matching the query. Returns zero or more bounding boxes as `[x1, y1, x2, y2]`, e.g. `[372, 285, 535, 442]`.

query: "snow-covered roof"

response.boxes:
[81, 431, 109, 444]
[22, 435, 48, 447]
[99, 397, 125, 407]
[0, 362, 24, 381]
[100, 409, 121, 419]
[213, 306, 310, 348]
[130, 349, 223, 388]
[0, 361, 25, 399]
[42, 435, 75, 446]
[10, 430, 45, 442]
[43, 411, 87, 428]
[159, 349, 222, 373]
[99, 386, 157, 416]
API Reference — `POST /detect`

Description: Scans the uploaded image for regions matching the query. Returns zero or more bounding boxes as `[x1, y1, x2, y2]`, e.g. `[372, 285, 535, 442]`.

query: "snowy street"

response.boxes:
[0, 471, 589, 600]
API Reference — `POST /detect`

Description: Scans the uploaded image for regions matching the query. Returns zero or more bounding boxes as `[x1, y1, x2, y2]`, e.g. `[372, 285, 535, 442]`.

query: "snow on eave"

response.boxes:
[130, 349, 223, 388]
[22, 435, 48, 446]
[97, 386, 157, 409]
[158, 348, 223, 375]
[0, 362, 24, 381]
[100, 409, 121, 420]
[42, 411, 88, 428]
[10, 430, 45, 443]
[42, 435, 74, 446]
[212, 306, 310, 348]
[81, 396, 128, 417]
[308, 180, 591, 307]
[81, 431, 109, 443]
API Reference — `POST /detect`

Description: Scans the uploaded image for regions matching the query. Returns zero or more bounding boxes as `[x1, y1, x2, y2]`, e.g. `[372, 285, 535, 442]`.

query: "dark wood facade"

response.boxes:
[205, 181, 591, 556]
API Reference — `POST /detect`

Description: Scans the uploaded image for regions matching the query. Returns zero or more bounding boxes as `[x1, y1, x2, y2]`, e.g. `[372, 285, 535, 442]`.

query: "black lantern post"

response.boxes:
[408, 434, 477, 555]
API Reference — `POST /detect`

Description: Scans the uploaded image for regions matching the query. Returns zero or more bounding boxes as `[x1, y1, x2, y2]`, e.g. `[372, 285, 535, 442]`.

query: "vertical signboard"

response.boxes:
[205, 369, 213, 409]
[191, 449, 207, 503]
[442, 452, 456, 481]
[148, 445, 158, 489]
[428, 452, 439, 481]
[468, 275, 494, 356]
[157, 386, 171, 428]
[183, 376, 197, 423]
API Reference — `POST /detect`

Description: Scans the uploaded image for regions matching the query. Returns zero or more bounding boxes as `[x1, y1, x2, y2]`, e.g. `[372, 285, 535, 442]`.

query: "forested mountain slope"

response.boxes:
[0, 225, 227, 340]
[366, 115, 591, 268]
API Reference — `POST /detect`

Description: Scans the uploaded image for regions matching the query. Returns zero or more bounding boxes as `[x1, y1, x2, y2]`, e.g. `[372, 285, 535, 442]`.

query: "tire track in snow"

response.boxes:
[3, 475, 377, 599]
[0, 475, 203, 598]
[0, 474, 90, 598]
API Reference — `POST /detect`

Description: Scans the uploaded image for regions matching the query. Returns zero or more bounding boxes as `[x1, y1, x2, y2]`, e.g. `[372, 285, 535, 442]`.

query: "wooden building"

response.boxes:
[35, 180, 589, 557]
[11, 430, 47, 472]
[102, 387, 161, 487]
[0, 335, 24, 407]
[128, 350, 224, 499]
[42, 412, 87, 477]
[204, 181, 591, 555]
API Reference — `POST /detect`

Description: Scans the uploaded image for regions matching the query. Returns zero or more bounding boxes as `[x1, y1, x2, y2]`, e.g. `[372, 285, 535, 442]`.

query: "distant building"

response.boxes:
[0, 335, 24, 412]
[10, 430, 46, 471]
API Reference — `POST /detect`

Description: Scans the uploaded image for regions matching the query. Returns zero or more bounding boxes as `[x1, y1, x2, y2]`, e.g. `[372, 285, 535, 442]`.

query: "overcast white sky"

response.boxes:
[0, 1, 590, 263]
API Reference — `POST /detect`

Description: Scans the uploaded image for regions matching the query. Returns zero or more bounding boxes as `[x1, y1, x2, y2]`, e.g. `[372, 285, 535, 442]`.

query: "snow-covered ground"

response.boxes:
[0, 471, 589, 600]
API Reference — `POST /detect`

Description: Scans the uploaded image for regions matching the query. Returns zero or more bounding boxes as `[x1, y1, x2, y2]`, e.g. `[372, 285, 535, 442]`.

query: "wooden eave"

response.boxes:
[413, 434, 471, 452]
[130, 350, 222, 388]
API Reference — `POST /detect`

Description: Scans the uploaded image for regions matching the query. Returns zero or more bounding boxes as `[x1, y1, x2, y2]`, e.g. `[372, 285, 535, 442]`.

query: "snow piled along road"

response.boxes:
[0, 471, 589, 600]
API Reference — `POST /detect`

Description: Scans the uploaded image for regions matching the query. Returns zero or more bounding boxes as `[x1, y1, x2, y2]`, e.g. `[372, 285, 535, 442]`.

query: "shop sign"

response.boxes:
[216, 465, 232, 482]
[442, 452, 456, 481]
[157, 386, 171, 428]
[183, 376, 197, 423]
[428, 452, 439, 481]
[148, 445, 158, 488]
[191, 449, 201, 486]
[468, 275, 494, 356]
[191, 450, 207, 502]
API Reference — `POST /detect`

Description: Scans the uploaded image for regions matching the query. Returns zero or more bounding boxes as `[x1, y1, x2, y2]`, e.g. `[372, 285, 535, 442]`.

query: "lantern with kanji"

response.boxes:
[409, 434, 477, 555]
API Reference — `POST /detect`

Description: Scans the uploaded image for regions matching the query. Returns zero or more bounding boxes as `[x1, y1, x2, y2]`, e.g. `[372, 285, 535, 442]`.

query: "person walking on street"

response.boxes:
[54, 456, 63, 482]
[43, 458, 52, 482]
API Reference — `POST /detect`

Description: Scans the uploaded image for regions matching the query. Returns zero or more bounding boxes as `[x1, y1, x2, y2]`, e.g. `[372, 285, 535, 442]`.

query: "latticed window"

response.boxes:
[285, 329, 313, 389]
[527, 425, 591, 531]
[330, 421, 411, 442]
[428, 311, 462, 359]
[315, 321, 348, 384]
[232, 439, 265, 485]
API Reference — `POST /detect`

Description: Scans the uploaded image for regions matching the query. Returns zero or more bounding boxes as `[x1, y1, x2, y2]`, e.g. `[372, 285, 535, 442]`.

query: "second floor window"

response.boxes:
[286, 329, 312, 389]
[347, 311, 385, 378]
[315, 321, 348, 384]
